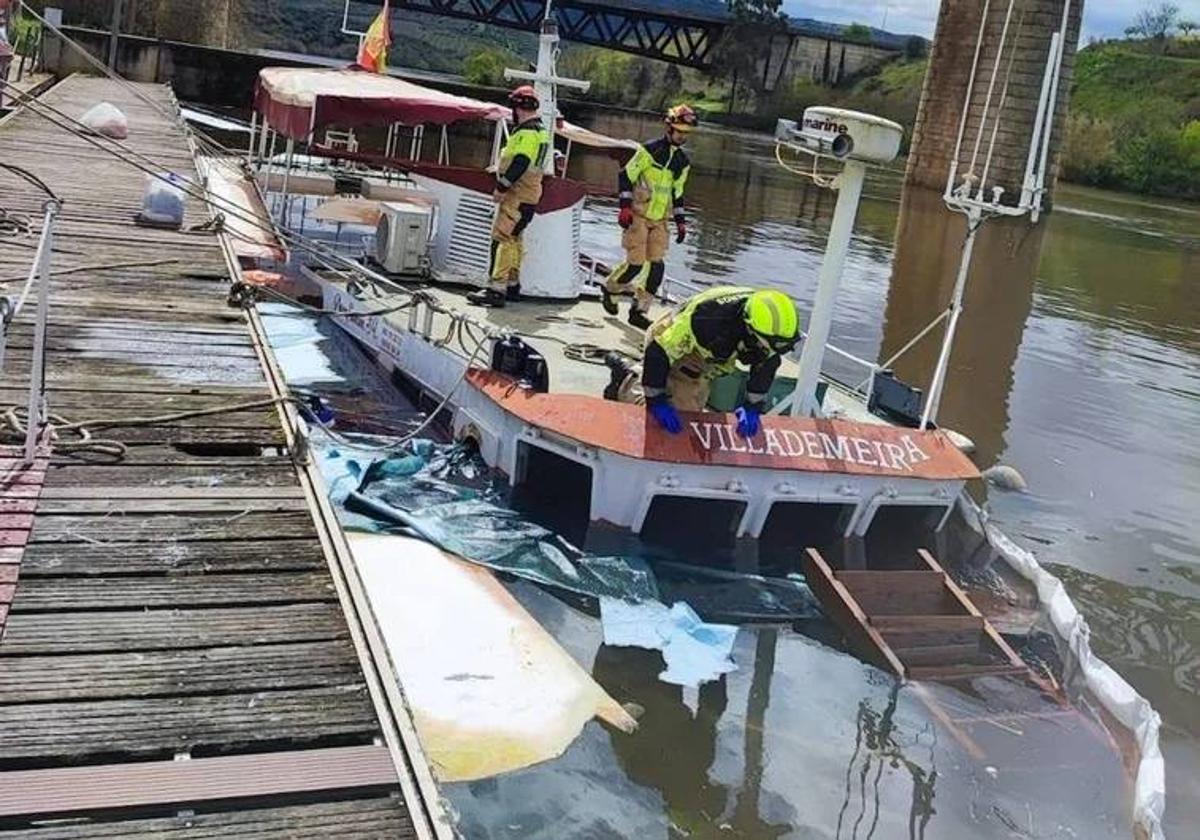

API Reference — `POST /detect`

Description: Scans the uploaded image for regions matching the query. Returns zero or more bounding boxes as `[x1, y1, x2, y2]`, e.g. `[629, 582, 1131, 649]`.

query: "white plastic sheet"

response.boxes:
[600, 598, 738, 687]
[962, 497, 1167, 840]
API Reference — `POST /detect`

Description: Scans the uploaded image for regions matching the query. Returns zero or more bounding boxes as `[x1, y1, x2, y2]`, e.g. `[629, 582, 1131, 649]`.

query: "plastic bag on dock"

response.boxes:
[79, 102, 129, 139]
[136, 173, 186, 229]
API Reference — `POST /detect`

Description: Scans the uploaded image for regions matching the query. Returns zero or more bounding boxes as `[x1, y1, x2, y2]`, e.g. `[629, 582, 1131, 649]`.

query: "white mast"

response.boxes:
[503, 1, 590, 173]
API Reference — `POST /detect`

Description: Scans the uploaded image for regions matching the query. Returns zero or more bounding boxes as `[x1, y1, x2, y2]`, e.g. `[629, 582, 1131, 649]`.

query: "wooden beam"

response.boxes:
[0, 745, 397, 819]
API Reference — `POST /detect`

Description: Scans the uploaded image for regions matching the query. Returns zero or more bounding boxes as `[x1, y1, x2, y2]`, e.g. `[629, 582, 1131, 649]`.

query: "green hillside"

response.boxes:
[1062, 43, 1200, 198]
[766, 42, 1200, 199]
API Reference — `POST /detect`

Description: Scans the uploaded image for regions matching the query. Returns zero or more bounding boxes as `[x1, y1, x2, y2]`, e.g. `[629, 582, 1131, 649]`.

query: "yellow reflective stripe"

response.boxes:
[673, 163, 690, 201]
[655, 286, 753, 364]
[504, 127, 545, 160]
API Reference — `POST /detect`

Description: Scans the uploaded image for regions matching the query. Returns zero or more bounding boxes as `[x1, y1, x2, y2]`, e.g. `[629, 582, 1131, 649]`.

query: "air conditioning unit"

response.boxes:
[375, 200, 433, 274]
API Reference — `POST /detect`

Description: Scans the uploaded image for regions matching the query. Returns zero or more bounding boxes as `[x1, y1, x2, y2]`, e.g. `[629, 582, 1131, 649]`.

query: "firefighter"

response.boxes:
[602, 104, 698, 329]
[605, 286, 801, 438]
[467, 85, 550, 308]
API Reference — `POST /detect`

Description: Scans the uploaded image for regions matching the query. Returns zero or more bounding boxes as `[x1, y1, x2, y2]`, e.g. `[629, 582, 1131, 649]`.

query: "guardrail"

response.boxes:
[0, 198, 58, 464]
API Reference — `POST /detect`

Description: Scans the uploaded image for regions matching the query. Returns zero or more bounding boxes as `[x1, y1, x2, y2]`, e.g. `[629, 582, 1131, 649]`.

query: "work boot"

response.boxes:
[600, 285, 618, 316]
[467, 288, 506, 308]
[602, 352, 630, 401]
[628, 307, 652, 330]
[506, 283, 522, 302]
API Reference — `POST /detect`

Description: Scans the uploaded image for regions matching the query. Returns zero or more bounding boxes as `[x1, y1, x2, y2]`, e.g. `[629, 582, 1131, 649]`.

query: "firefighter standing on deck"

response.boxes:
[605, 286, 801, 438]
[467, 85, 550, 308]
[602, 104, 698, 329]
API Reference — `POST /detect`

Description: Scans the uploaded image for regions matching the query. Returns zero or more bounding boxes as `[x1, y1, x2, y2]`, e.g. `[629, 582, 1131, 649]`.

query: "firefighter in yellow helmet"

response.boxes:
[605, 287, 801, 437]
[602, 104, 698, 329]
[468, 85, 550, 308]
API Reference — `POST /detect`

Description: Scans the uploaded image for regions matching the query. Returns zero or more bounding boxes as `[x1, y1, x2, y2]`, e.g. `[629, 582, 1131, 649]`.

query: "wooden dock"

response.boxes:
[0, 77, 444, 835]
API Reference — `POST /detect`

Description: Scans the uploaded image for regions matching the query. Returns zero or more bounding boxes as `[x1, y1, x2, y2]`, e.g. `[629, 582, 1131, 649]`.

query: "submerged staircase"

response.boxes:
[802, 547, 1030, 682]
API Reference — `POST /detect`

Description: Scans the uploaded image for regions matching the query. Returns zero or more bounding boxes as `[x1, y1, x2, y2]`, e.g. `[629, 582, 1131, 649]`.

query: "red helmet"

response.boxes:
[665, 103, 699, 132]
[508, 85, 540, 112]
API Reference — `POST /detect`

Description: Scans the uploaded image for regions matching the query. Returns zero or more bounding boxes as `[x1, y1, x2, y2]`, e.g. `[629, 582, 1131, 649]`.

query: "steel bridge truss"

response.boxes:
[379, 1, 725, 67]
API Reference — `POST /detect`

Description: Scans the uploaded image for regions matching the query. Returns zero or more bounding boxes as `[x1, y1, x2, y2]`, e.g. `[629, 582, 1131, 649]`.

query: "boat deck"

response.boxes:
[0, 77, 437, 835]
[339, 277, 882, 424]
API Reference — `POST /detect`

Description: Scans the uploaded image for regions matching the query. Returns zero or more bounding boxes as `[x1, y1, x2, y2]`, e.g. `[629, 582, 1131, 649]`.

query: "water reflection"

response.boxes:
[883, 187, 1043, 470]
[835, 685, 938, 840]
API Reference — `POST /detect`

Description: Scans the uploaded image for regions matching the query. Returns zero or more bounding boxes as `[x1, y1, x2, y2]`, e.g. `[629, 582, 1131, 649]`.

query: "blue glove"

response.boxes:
[648, 398, 683, 434]
[734, 405, 761, 439]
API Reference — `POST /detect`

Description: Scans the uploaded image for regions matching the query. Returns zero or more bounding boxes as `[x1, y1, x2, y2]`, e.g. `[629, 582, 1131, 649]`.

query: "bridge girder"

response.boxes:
[369, 0, 726, 68]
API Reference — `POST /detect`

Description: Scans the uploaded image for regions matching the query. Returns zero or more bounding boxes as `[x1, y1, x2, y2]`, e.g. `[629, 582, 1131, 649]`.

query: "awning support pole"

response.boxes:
[278, 137, 295, 226]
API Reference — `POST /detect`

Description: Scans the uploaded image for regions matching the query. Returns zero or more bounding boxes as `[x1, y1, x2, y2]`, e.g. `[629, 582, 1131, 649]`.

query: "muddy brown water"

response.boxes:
[562, 111, 1200, 837]
[251, 107, 1198, 837]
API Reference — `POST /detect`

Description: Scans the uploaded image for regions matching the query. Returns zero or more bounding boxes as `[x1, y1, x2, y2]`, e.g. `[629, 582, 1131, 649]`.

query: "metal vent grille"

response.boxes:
[444, 192, 494, 279]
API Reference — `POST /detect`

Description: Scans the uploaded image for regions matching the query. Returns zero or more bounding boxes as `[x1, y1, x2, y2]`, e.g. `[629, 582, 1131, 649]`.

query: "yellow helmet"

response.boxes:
[744, 289, 800, 352]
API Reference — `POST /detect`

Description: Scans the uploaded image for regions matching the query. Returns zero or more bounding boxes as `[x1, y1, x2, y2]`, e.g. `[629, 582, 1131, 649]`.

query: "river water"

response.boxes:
[564, 111, 1200, 836]
[253, 107, 1199, 836]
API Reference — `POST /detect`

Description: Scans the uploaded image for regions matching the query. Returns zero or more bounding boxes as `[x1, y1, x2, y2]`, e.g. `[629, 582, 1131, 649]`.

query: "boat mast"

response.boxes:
[504, 1, 591, 173]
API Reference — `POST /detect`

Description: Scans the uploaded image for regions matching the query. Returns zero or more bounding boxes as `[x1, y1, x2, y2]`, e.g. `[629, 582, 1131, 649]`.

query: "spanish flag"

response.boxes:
[356, 0, 393, 74]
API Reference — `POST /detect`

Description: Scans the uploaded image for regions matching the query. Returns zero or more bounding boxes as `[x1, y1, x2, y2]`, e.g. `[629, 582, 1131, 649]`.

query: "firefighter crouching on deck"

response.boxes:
[604, 287, 801, 439]
[467, 85, 550, 308]
[602, 104, 698, 329]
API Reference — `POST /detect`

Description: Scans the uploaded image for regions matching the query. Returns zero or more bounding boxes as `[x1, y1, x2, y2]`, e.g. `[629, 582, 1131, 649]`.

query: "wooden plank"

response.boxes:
[0, 604, 349, 655]
[802, 548, 906, 677]
[0, 686, 379, 763]
[41, 465, 297, 488]
[0, 797, 413, 839]
[39, 486, 305, 500]
[0, 641, 363, 703]
[873, 614, 986, 648]
[33, 498, 308, 515]
[892, 643, 989, 668]
[10, 573, 335, 611]
[28, 511, 317, 543]
[836, 570, 959, 616]
[0, 746, 399, 820]
[21, 539, 325, 576]
[907, 662, 1029, 681]
[916, 549, 1029, 671]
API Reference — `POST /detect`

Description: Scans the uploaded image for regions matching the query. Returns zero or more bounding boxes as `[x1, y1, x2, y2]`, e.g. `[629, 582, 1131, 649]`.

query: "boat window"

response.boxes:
[864, 505, 947, 568]
[510, 442, 594, 547]
[758, 502, 855, 575]
[639, 495, 747, 562]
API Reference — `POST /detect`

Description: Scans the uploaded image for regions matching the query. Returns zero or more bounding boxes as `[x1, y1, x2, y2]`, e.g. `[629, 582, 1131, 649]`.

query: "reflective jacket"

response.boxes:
[619, 136, 690, 223]
[497, 118, 550, 206]
[644, 286, 782, 406]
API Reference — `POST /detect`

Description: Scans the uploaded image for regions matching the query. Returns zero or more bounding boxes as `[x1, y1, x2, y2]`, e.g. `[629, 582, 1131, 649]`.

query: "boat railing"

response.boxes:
[0, 197, 59, 464]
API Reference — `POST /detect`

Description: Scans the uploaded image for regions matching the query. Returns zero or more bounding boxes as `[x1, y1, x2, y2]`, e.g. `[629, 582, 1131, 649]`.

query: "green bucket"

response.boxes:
[705, 372, 825, 413]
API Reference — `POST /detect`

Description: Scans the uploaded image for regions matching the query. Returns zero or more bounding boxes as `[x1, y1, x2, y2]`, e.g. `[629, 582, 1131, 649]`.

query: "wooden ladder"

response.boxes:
[802, 547, 1030, 682]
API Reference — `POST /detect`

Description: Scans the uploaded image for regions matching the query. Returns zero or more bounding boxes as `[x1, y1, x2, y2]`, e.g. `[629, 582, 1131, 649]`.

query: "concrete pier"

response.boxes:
[905, 0, 1084, 206]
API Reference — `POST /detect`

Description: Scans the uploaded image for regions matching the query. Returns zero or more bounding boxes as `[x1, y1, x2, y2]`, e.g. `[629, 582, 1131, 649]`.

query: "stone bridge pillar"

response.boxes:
[905, 0, 1083, 206]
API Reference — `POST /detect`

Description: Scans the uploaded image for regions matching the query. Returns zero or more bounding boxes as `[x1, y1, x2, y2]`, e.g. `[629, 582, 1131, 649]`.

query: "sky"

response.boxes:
[783, 1, 1200, 41]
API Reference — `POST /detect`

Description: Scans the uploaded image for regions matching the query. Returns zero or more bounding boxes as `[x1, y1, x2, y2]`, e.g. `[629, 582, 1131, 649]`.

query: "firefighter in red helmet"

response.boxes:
[468, 85, 551, 308]
[601, 103, 698, 328]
